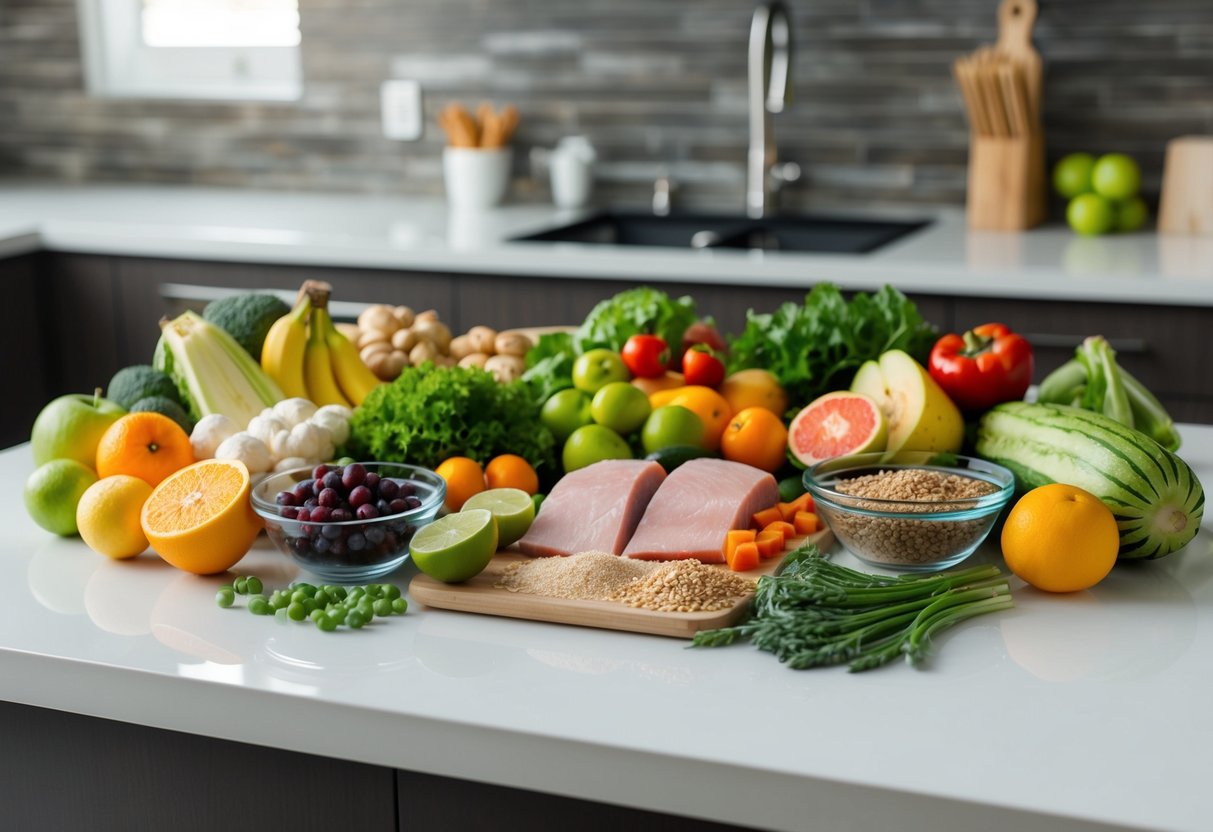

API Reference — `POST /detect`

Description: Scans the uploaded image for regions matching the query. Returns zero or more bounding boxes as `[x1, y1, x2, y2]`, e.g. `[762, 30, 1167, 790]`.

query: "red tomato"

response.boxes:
[682, 345, 725, 388]
[621, 334, 669, 379]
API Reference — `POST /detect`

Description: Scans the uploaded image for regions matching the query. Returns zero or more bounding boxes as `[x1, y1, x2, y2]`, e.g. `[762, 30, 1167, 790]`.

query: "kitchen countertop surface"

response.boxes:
[2, 429, 1211, 832]
[3, 182, 1213, 306]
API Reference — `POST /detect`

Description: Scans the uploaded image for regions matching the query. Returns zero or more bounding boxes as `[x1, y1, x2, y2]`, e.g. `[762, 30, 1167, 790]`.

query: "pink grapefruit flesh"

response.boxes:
[788, 391, 888, 467]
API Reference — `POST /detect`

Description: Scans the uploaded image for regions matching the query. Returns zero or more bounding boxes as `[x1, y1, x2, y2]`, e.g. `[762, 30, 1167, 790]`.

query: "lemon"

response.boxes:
[410, 509, 498, 583]
[77, 475, 153, 559]
[461, 488, 535, 548]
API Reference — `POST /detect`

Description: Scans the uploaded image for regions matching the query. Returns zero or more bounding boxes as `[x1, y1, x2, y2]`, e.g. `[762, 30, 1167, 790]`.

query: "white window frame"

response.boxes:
[76, 0, 302, 102]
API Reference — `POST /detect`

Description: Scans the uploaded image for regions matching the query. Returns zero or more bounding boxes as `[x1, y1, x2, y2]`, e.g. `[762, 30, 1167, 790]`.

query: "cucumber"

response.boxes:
[645, 445, 716, 474]
[975, 401, 1204, 560]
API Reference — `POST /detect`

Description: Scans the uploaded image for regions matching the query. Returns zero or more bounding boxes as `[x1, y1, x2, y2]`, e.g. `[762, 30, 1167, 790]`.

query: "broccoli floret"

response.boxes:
[107, 365, 180, 410]
[203, 293, 290, 360]
[129, 396, 193, 434]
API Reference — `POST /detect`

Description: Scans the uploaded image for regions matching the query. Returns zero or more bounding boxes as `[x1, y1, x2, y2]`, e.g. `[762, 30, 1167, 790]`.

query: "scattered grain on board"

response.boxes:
[827, 467, 999, 565]
[496, 551, 658, 600]
[610, 560, 756, 613]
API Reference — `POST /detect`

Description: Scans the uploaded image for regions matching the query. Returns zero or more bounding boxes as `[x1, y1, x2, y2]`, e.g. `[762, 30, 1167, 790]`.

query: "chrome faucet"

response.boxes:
[747, 2, 796, 219]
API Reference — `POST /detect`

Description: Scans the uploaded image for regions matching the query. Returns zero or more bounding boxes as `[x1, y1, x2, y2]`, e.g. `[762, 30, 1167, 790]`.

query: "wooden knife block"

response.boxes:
[966, 133, 1046, 231]
[1158, 136, 1213, 235]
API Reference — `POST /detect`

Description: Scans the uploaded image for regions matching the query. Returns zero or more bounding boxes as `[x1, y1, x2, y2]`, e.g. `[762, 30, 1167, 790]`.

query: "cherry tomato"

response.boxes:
[682, 345, 725, 388]
[621, 334, 669, 379]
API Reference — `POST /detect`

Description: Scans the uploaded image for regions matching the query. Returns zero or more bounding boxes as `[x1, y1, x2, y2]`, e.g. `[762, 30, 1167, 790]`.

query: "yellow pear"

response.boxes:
[850, 349, 964, 453]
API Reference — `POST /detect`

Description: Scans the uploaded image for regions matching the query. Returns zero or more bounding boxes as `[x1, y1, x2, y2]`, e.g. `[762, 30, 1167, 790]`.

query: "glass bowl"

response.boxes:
[803, 451, 1015, 573]
[251, 462, 445, 583]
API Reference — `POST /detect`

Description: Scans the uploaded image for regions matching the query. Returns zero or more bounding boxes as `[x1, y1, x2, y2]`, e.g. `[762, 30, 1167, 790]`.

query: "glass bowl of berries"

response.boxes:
[251, 462, 446, 582]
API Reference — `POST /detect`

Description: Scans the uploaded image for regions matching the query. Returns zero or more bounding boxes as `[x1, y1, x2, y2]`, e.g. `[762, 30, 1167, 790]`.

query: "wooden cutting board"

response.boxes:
[408, 528, 833, 639]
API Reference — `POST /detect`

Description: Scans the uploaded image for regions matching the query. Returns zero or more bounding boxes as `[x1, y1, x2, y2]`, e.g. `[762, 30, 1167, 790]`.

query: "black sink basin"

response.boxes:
[513, 211, 928, 254]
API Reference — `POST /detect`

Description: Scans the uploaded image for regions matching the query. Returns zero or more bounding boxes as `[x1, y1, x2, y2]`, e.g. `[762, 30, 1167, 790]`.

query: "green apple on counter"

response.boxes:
[571, 349, 630, 394]
[850, 349, 964, 454]
[641, 405, 706, 454]
[540, 388, 594, 443]
[1053, 151, 1147, 236]
[590, 382, 651, 435]
[562, 424, 633, 472]
[31, 393, 126, 467]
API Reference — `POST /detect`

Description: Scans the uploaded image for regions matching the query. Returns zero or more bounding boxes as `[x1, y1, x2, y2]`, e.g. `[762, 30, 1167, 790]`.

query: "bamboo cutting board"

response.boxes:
[408, 528, 833, 639]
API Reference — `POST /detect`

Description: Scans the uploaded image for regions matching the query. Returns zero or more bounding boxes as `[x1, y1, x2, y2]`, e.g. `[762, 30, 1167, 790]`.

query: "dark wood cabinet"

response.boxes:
[0, 255, 51, 447]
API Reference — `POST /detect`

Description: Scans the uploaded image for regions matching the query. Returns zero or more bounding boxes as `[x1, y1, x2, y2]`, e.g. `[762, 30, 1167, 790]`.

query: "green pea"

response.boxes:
[365, 584, 384, 599]
[215, 588, 235, 608]
[290, 590, 309, 604]
[373, 598, 392, 618]
[275, 607, 289, 623]
[346, 588, 364, 602]
[346, 610, 366, 629]
[245, 576, 263, 595]
[315, 615, 338, 632]
[328, 606, 348, 625]
[287, 602, 307, 621]
[381, 584, 401, 600]
[314, 589, 331, 606]
[233, 576, 248, 595]
[292, 583, 316, 597]
[303, 598, 319, 614]
[249, 598, 271, 616]
[391, 598, 407, 615]
[309, 609, 326, 624]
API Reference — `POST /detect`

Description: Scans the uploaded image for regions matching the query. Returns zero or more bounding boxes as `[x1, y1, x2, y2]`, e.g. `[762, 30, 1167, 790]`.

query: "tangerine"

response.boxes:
[96, 412, 194, 487]
[719, 369, 788, 418]
[141, 458, 261, 574]
[665, 386, 733, 450]
[720, 407, 789, 472]
[435, 456, 486, 511]
[1000, 483, 1119, 593]
[484, 454, 539, 495]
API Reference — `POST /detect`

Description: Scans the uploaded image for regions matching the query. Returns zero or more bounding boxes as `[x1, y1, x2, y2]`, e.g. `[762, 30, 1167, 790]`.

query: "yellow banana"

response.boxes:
[321, 308, 382, 406]
[303, 306, 352, 408]
[261, 295, 311, 400]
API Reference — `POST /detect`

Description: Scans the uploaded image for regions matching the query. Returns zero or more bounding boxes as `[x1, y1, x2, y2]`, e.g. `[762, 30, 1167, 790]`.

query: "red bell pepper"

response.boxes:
[928, 323, 1034, 412]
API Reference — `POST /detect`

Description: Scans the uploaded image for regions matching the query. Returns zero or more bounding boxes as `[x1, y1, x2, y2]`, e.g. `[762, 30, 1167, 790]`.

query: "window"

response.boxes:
[77, 0, 302, 101]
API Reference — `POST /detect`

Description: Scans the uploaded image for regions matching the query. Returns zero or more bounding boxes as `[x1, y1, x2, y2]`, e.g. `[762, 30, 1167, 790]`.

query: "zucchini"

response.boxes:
[644, 445, 715, 474]
[976, 401, 1204, 560]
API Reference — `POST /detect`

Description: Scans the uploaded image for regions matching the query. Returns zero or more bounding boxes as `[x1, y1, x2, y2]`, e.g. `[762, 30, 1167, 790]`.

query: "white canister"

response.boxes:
[549, 137, 596, 209]
[443, 146, 513, 211]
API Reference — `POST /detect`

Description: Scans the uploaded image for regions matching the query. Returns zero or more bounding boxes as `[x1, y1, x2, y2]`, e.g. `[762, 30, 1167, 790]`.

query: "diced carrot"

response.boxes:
[793, 511, 820, 536]
[762, 520, 796, 543]
[723, 528, 758, 561]
[788, 493, 815, 515]
[727, 541, 761, 572]
[776, 501, 797, 522]
[751, 506, 784, 529]
[756, 529, 785, 558]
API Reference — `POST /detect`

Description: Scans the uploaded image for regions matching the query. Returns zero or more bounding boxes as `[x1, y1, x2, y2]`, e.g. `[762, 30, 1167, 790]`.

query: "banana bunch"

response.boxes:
[261, 282, 383, 407]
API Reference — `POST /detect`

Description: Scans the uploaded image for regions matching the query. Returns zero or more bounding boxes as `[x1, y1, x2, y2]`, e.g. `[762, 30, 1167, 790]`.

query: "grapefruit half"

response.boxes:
[788, 391, 888, 467]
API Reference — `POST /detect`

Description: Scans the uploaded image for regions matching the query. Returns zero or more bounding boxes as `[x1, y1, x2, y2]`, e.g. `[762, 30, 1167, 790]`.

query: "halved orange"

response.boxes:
[141, 459, 262, 575]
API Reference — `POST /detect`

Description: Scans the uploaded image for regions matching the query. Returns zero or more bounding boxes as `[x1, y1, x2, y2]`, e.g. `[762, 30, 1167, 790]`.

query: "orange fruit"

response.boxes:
[665, 386, 733, 451]
[720, 369, 788, 418]
[96, 412, 194, 488]
[648, 386, 685, 410]
[435, 456, 486, 511]
[720, 407, 789, 472]
[485, 454, 539, 495]
[141, 458, 261, 575]
[1000, 483, 1119, 593]
[631, 372, 685, 397]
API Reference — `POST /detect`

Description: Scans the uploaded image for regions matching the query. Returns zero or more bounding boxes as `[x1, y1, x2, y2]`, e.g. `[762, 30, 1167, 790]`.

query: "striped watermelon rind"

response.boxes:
[975, 401, 1204, 560]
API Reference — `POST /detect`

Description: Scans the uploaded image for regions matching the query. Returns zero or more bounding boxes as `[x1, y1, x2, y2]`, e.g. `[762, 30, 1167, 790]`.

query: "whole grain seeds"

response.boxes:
[828, 468, 998, 565]
[610, 560, 756, 613]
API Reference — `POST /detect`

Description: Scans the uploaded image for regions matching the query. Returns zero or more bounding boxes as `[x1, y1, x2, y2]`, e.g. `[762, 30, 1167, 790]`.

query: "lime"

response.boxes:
[25, 459, 99, 536]
[1052, 152, 1095, 199]
[1091, 153, 1141, 200]
[1066, 193, 1114, 236]
[1115, 195, 1149, 233]
[410, 508, 499, 583]
[461, 488, 535, 548]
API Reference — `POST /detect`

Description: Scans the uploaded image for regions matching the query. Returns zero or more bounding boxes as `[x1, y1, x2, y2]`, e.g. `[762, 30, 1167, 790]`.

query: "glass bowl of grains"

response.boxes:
[803, 452, 1015, 572]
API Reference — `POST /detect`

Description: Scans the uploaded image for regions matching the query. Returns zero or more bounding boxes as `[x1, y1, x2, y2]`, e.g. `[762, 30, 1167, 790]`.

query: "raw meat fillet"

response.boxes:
[622, 458, 779, 562]
[517, 459, 666, 557]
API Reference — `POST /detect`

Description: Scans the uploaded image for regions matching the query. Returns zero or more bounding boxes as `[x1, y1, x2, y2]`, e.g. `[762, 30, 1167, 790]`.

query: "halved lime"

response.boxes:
[410, 508, 499, 583]
[461, 488, 535, 547]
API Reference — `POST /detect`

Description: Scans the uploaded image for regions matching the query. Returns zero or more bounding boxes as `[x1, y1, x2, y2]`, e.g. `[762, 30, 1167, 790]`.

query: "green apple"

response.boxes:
[1091, 153, 1141, 200]
[1067, 193, 1114, 237]
[571, 349, 630, 394]
[590, 382, 651, 435]
[31, 394, 126, 467]
[540, 388, 594, 443]
[1052, 153, 1095, 199]
[1115, 195, 1149, 233]
[641, 405, 705, 455]
[562, 424, 633, 472]
[24, 459, 99, 536]
[850, 349, 963, 454]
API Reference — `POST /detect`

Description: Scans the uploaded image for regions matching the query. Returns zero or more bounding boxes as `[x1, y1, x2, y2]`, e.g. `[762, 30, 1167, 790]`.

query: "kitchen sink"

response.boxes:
[513, 211, 928, 254]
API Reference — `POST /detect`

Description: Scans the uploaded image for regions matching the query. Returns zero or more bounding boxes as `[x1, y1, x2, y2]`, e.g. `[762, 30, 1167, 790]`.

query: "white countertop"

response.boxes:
[3, 182, 1213, 306]
[2, 430, 1211, 832]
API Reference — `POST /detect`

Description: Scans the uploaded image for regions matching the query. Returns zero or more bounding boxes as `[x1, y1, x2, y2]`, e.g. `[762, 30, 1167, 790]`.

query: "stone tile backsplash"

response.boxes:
[1, 0, 1210, 211]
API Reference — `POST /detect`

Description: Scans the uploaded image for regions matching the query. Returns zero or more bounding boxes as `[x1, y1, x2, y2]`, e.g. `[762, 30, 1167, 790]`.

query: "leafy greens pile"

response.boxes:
[727, 284, 937, 409]
[345, 364, 556, 472]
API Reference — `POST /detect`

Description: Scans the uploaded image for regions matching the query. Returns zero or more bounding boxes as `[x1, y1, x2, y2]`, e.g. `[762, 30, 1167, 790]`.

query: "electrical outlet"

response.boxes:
[381, 80, 423, 141]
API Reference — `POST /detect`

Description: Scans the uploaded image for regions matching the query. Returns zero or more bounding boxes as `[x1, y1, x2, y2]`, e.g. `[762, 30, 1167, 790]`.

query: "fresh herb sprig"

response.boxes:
[692, 545, 1013, 672]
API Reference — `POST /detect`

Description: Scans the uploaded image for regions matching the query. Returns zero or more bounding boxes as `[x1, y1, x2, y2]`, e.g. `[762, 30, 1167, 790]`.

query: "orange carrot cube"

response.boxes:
[793, 511, 820, 536]
[751, 506, 784, 529]
[755, 529, 785, 558]
[727, 541, 761, 572]
[723, 528, 757, 561]
[762, 520, 796, 543]
[790, 493, 815, 514]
